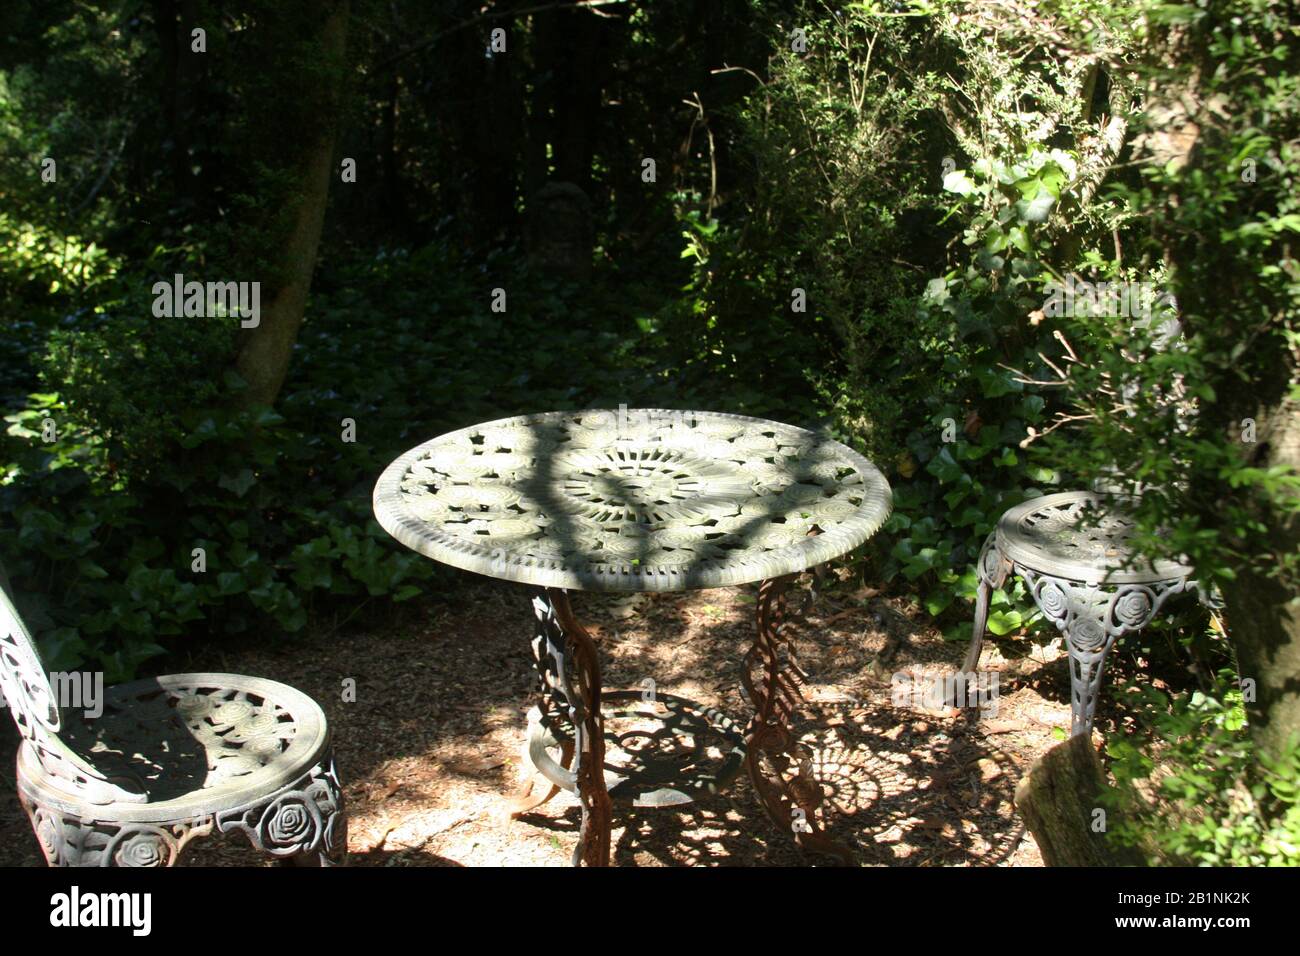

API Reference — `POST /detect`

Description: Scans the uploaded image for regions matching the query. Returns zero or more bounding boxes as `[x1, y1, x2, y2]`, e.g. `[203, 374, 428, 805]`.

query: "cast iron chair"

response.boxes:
[0, 584, 346, 866]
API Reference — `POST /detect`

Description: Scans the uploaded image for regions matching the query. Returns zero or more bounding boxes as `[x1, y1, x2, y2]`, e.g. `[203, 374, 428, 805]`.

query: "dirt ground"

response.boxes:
[0, 573, 1113, 867]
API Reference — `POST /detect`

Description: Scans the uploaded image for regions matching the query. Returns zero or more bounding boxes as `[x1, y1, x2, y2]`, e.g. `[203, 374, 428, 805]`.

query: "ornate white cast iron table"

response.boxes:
[373, 409, 891, 865]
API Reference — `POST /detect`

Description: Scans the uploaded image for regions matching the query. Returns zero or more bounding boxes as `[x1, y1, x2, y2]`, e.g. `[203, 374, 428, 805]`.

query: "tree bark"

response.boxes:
[1015, 735, 1146, 866]
[234, 1, 349, 408]
[1218, 397, 1300, 760]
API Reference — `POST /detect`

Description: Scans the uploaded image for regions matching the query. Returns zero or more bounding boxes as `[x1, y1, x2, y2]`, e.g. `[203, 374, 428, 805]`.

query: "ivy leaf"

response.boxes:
[943, 170, 979, 196]
[926, 446, 963, 483]
[923, 588, 954, 616]
[218, 469, 257, 498]
[987, 609, 1023, 635]
[215, 572, 246, 596]
[1016, 187, 1056, 223]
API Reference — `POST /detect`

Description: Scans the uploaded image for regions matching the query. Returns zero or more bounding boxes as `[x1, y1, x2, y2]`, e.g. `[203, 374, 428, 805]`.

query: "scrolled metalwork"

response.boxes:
[521, 589, 612, 866]
[20, 752, 346, 867]
[0, 587, 146, 804]
[743, 573, 855, 864]
[0, 621, 348, 868]
[378, 411, 894, 866]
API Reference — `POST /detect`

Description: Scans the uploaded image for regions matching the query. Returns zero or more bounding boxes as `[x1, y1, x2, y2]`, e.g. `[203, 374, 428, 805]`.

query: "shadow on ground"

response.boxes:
[0, 575, 1068, 867]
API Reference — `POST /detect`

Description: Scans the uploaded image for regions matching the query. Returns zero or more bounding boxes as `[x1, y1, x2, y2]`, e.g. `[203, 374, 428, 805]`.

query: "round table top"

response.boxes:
[373, 409, 892, 592]
[996, 491, 1193, 584]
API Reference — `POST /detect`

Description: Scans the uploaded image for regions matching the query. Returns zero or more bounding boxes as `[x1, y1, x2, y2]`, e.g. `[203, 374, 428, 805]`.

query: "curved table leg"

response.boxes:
[743, 573, 855, 865]
[527, 588, 612, 867]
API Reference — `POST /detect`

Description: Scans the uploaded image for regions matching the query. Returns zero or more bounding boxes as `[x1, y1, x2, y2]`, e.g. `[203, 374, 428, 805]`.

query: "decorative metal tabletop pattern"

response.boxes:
[995, 491, 1193, 585]
[373, 409, 892, 592]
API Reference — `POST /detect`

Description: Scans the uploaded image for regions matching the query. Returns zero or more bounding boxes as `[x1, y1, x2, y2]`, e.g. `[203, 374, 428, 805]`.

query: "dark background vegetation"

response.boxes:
[1, 0, 1297, 863]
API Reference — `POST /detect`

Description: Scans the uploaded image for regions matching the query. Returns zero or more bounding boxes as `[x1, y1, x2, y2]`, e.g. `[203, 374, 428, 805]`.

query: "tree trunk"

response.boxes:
[234, 1, 349, 408]
[1218, 397, 1300, 760]
[1015, 735, 1146, 866]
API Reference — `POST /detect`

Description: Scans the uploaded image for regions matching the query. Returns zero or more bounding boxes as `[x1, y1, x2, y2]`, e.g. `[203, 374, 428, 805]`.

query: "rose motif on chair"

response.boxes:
[110, 828, 173, 867]
[1035, 579, 1069, 623]
[33, 809, 62, 863]
[1071, 618, 1107, 651]
[1113, 588, 1154, 630]
[259, 794, 322, 855]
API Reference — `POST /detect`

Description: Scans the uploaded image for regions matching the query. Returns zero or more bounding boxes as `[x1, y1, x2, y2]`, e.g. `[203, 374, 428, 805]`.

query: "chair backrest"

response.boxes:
[0, 584, 64, 751]
[0, 583, 145, 803]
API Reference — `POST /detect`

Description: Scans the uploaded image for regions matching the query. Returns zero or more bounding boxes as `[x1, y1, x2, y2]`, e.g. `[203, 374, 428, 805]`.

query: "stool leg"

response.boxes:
[1027, 573, 1189, 737]
[1025, 572, 1125, 737]
[1064, 621, 1120, 737]
[961, 576, 992, 677]
[951, 534, 1009, 705]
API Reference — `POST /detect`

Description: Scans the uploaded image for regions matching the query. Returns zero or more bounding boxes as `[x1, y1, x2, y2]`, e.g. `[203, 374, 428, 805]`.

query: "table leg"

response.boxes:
[526, 588, 613, 867]
[743, 573, 855, 865]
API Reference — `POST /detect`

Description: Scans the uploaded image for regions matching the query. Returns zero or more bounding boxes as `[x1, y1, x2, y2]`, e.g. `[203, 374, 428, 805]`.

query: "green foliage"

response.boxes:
[1, 241, 649, 676]
[0, 214, 120, 307]
[1040, 0, 1300, 596]
[2, 388, 433, 680]
[674, 2, 1078, 634]
[40, 302, 238, 473]
[1, 0, 1296, 860]
[1105, 669, 1300, 865]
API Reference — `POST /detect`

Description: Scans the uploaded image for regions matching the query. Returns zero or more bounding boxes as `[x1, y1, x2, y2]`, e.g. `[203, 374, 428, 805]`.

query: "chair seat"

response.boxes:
[995, 491, 1193, 585]
[17, 672, 330, 824]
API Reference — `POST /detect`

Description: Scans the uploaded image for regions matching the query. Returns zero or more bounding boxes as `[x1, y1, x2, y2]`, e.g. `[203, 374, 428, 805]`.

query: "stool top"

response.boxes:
[996, 491, 1192, 584]
[373, 409, 892, 592]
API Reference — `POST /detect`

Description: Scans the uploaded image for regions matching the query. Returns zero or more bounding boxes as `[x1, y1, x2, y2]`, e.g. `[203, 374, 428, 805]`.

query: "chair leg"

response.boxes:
[280, 804, 348, 867]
